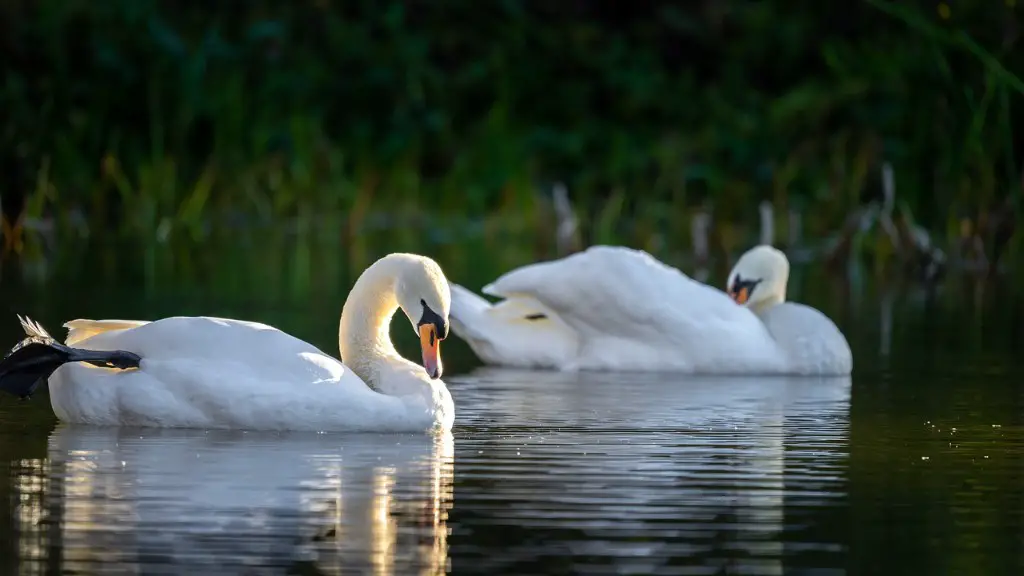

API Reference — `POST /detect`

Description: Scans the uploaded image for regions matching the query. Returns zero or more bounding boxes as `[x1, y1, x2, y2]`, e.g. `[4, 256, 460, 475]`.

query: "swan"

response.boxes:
[725, 244, 852, 375]
[448, 245, 851, 375]
[0, 253, 456, 432]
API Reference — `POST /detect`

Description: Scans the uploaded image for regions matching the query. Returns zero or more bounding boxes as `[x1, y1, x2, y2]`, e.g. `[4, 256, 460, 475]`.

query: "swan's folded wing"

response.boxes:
[481, 245, 778, 362]
[483, 247, 612, 324]
[64, 319, 152, 346]
[484, 247, 651, 331]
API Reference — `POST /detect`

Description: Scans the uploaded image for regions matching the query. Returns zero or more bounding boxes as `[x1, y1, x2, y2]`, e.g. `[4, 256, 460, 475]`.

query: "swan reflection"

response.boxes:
[450, 367, 852, 574]
[14, 426, 454, 575]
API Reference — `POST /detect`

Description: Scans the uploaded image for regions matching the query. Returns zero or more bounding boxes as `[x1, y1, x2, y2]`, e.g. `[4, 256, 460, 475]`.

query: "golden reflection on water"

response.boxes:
[372, 468, 397, 576]
[311, 431, 453, 576]
[14, 459, 49, 575]
[9, 426, 455, 574]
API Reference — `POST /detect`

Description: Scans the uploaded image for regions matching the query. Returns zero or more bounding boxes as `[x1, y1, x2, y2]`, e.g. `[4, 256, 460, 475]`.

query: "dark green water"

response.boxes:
[0, 244, 1022, 575]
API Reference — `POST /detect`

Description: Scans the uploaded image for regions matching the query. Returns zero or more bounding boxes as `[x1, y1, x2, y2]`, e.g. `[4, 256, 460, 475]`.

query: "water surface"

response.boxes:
[0, 250, 1021, 574]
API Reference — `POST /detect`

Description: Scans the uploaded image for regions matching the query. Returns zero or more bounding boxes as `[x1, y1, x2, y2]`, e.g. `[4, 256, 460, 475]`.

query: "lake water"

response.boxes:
[0, 247, 1022, 575]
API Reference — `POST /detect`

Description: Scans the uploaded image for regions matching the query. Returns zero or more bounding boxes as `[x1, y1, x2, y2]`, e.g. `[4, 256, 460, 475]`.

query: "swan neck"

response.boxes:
[339, 258, 403, 386]
[753, 287, 785, 314]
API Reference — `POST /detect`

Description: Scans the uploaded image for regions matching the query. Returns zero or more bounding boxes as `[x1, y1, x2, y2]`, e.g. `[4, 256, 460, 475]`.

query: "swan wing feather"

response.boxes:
[482, 246, 758, 339]
[449, 283, 578, 368]
[64, 319, 152, 346]
[481, 245, 781, 371]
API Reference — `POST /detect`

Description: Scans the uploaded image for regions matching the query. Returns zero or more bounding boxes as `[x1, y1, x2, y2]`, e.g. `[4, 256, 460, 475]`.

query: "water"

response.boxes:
[449, 371, 852, 575]
[1, 249, 1022, 575]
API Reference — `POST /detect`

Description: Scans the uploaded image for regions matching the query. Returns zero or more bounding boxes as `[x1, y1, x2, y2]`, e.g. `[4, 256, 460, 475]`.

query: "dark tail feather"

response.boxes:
[0, 340, 142, 400]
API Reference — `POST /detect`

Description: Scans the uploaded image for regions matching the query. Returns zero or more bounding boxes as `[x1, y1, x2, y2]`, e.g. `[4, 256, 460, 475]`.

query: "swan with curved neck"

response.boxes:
[339, 253, 451, 387]
[0, 253, 457, 432]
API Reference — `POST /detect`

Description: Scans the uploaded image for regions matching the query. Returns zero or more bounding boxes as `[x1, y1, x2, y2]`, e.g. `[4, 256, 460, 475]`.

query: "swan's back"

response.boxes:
[67, 316, 349, 389]
[485, 246, 784, 372]
[46, 317, 420, 431]
[70, 316, 328, 361]
[758, 303, 852, 375]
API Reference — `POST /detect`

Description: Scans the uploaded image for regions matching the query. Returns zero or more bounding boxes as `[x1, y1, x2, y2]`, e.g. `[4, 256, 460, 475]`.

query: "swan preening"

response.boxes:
[0, 253, 455, 432]
[449, 244, 852, 375]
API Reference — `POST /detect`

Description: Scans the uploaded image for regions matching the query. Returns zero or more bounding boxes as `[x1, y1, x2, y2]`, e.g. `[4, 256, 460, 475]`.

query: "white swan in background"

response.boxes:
[0, 253, 456, 432]
[449, 245, 851, 375]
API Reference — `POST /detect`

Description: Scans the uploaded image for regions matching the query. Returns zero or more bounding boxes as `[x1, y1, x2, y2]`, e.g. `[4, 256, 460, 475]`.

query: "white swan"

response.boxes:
[725, 245, 852, 375]
[448, 245, 851, 375]
[0, 253, 456, 432]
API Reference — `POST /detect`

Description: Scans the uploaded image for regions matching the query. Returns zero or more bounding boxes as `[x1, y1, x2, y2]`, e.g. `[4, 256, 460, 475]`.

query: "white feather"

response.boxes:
[18, 314, 53, 340]
[449, 245, 852, 375]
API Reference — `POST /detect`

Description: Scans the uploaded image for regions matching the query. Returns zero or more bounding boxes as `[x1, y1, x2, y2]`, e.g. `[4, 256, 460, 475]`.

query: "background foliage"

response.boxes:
[1, 0, 1021, 258]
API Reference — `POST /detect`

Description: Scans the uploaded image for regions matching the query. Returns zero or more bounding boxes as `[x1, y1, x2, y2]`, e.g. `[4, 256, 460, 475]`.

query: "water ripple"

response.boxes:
[444, 369, 852, 575]
[10, 428, 454, 575]
[3, 363, 1022, 575]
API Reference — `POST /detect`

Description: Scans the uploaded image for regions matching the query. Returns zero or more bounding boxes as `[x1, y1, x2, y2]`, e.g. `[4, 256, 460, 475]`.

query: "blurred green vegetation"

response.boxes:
[0, 0, 1021, 263]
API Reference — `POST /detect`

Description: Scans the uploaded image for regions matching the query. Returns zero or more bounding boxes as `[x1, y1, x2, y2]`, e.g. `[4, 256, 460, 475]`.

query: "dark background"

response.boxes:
[1, 0, 1020, 269]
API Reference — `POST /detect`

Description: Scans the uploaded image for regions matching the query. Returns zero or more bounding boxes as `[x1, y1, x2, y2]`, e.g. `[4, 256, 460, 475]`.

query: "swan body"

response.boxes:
[449, 245, 851, 375]
[1, 253, 456, 432]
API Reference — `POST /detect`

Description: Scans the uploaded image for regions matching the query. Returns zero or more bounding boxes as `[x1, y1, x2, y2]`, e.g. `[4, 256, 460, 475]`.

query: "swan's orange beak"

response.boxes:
[730, 285, 750, 305]
[419, 324, 442, 379]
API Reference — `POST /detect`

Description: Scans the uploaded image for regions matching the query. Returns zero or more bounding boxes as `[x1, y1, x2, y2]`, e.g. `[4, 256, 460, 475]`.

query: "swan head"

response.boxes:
[394, 255, 451, 380]
[726, 245, 789, 312]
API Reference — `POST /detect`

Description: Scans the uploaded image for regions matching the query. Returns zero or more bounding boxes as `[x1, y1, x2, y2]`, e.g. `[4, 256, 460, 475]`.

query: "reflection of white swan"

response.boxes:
[449, 368, 851, 574]
[35, 426, 454, 574]
[453, 367, 850, 429]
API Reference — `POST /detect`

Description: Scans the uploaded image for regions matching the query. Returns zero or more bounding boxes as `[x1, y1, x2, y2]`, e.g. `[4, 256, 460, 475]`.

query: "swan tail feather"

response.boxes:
[17, 314, 53, 339]
[63, 319, 149, 346]
[1, 316, 142, 399]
